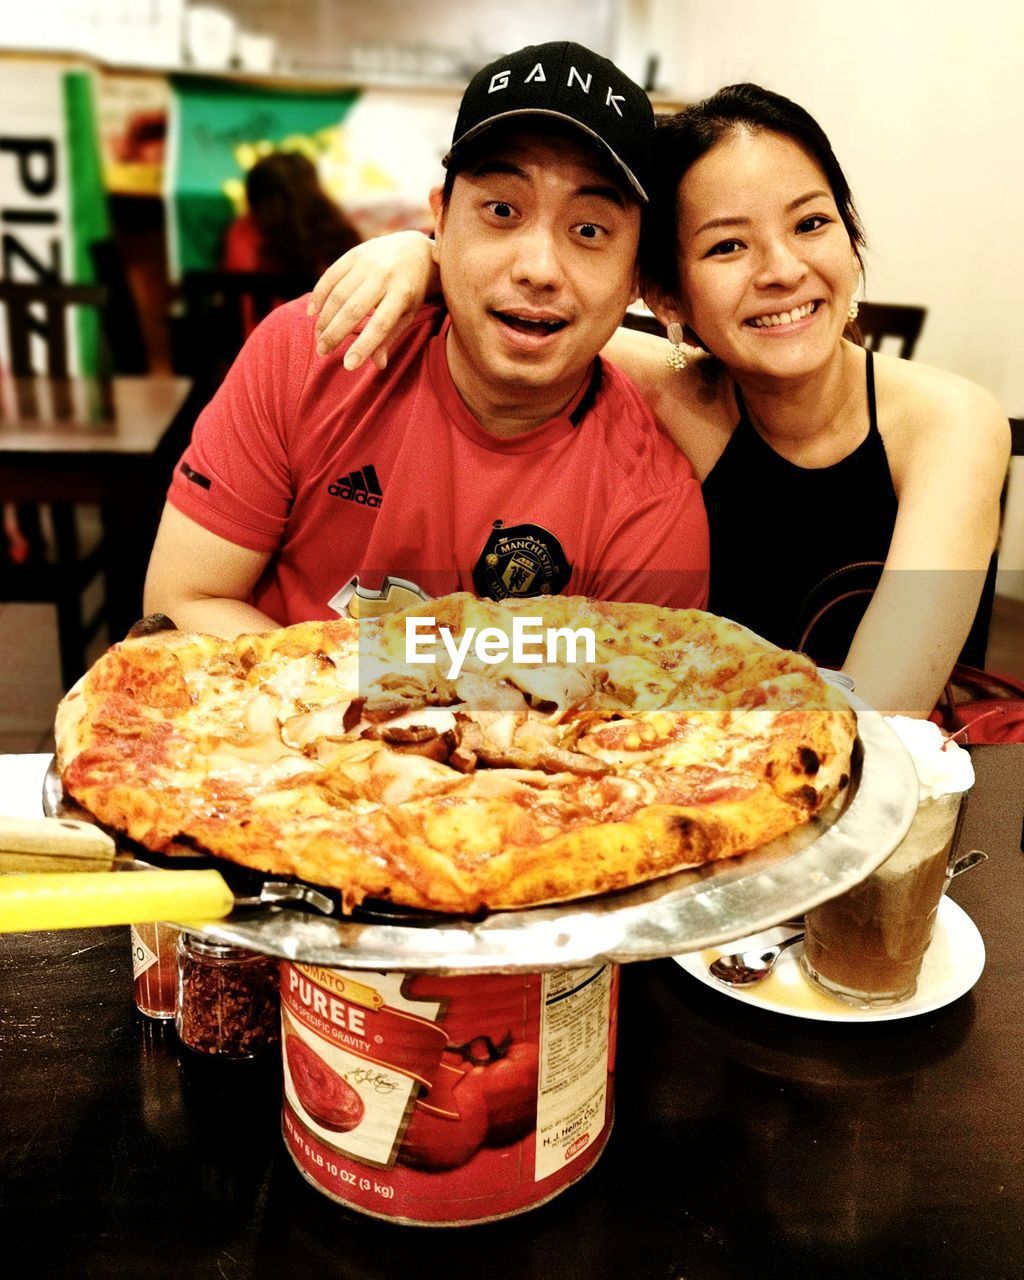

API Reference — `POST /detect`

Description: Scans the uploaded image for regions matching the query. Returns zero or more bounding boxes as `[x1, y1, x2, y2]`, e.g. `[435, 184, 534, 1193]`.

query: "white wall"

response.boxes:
[620, 0, 1024, 590]
[222, 0, 617, 75]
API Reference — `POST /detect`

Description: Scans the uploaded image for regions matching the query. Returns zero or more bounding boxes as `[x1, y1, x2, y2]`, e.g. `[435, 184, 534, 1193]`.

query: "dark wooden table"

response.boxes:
[0, 375, 193, 640]
[1, 746, 1022, 1280]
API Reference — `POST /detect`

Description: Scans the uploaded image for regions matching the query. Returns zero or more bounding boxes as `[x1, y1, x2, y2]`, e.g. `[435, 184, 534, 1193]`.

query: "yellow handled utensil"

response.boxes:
[0, 868, 236, 932]
[0, 813, 336, 931]
[0, 814, 235, 931]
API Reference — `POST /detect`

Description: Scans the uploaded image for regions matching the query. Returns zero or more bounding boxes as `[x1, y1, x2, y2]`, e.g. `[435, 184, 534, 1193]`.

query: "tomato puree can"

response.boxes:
[279, 961, 619, 1225]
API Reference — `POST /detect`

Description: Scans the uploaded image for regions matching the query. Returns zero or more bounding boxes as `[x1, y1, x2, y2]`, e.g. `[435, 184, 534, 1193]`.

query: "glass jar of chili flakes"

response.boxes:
[175, 934, 280, 1058]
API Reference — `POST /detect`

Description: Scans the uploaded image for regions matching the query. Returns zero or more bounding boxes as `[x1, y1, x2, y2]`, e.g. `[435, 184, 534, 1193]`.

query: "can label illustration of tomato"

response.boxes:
[280, 962, 618, 1225]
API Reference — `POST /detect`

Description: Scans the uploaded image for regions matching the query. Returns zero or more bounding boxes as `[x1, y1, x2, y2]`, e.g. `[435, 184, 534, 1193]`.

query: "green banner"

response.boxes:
[0, 60, 109, 374]
[64, 70, 111, 374]
[168, 77, 359, 277]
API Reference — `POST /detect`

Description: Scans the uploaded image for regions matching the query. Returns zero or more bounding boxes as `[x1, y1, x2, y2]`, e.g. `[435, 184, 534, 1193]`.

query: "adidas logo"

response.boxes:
[328, 464, 383, 508]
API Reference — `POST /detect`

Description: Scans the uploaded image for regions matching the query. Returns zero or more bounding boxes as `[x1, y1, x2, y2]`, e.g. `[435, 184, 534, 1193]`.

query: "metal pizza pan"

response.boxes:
[43, 696, 919, 972]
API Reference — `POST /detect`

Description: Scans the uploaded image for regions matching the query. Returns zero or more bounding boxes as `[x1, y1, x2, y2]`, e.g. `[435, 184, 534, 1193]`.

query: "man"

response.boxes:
[145, 42, 708, 636]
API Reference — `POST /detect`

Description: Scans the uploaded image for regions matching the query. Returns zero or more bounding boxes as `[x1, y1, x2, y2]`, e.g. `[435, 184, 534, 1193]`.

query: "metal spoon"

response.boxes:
[709, 933, 805, 986]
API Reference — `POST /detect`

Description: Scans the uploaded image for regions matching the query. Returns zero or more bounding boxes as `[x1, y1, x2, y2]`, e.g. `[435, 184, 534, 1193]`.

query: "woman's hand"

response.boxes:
[306, 230, 438, 370]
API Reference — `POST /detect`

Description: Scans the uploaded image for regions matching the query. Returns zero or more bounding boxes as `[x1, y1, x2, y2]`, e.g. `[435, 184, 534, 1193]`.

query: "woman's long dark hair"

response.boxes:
[245, 151, 361, 277]
[640, 83, 865, 310]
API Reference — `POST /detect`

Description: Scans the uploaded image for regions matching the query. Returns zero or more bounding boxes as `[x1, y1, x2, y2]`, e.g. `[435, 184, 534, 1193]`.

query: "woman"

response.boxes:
[222, 151, 363, 342]
[306, 85, 1009, 718]
[223, 150, 362, 280]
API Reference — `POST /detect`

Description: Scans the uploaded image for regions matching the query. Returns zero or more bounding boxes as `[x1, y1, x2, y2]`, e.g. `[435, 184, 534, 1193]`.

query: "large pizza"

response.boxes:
[55, 593, 856, 914]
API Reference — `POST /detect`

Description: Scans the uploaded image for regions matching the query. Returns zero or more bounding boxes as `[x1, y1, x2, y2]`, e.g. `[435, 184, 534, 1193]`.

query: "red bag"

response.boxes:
[929, 664, 1024, 744]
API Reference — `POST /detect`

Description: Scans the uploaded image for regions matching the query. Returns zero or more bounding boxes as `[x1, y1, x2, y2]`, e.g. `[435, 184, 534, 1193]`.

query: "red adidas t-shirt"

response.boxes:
[169, 300, 709, 623]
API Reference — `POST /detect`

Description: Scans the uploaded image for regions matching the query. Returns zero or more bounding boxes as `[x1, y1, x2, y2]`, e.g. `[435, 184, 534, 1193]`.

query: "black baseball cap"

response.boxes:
[444, 42, 654, 203]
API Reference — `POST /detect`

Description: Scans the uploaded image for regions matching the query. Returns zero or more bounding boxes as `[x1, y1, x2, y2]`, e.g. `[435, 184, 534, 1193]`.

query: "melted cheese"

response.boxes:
[368, 750, 461, 806]
[205, 754, 313, 788]
[503, 664, 595, 720]
[262, 653, 355, 708]
[602, 655, 678, 711]
[377, 705, 462, 734]
[282, 701, 354, 749]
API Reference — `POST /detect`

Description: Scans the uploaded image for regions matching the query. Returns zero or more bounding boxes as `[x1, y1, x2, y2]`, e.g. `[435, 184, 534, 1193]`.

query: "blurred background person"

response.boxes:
[220, 150, 363, 342]
[222, 150, 362, 283]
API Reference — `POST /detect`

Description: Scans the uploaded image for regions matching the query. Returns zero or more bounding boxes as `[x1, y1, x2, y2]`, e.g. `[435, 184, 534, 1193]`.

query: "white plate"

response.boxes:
[672, 896, 985, 1023]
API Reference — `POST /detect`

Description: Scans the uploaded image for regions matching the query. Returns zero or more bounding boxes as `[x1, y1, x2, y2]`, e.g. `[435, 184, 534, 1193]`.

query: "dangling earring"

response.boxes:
[846, 298, 860, 323]
[666, 323, 689, 371]
[666, 321, 706, 372]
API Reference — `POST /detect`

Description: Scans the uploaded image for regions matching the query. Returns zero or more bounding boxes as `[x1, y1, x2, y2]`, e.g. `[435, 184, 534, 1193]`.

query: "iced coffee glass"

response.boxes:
[800, 717, 974, 1008]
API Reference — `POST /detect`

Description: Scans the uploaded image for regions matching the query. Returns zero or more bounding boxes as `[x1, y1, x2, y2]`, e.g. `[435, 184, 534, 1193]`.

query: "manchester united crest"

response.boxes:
[472, 520, 572, 600]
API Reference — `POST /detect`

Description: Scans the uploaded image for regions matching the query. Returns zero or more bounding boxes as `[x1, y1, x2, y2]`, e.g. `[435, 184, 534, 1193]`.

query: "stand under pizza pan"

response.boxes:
[45, 702, 917, 973]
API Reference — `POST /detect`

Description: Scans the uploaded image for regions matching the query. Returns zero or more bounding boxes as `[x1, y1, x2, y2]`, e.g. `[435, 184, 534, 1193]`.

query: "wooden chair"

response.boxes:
[176, 269, 315, 401]
[0, 280, 114, 379]
[855, 302, 926, 359]
[0, 279, 115, 689]
[88, 238, 149, 375]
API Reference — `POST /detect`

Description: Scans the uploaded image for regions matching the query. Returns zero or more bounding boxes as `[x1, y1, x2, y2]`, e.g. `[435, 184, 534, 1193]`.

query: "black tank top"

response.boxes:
[702, 350, 898, 665]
